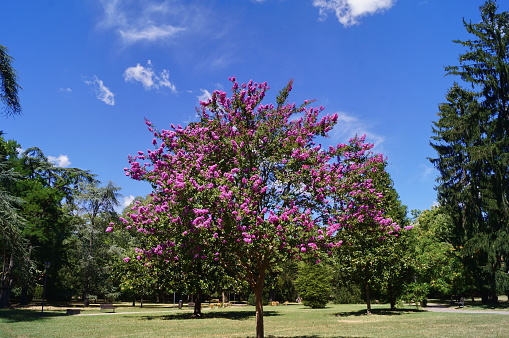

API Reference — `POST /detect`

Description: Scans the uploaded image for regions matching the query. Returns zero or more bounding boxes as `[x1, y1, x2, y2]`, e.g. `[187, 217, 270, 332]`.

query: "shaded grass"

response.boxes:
[142, 310, 280, 321]
[1, 303, 509, 337]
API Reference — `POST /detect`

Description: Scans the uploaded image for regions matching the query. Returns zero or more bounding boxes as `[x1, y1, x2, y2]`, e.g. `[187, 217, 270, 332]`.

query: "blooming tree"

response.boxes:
[118, 78, 395, 337]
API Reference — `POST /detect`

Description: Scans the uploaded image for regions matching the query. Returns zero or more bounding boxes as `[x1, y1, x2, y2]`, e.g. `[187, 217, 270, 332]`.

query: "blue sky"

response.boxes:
[2, 0, 506, 213]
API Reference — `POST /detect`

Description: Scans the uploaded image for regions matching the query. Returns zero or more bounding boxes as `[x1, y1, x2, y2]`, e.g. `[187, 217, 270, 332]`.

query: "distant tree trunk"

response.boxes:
[20, 286, 29, 306]
[222, 291, 228, 305]
[365, 264, 372, 314]
[0, 254, 14, 308]
[83, 291, 89, 307]
[132, 297, 136, 307]
[387, 281, 396, 310]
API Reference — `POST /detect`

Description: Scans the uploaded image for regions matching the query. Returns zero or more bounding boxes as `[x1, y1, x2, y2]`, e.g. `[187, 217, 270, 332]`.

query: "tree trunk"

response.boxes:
[83, 292, 89, 307]
[193, 293, 202, 316]
[0, 254, 14, 308]
[365, 264, 371, 314]
[253, 282, 265, 338]
[365, 281, 371, 314]
[222, 291, 228, 306]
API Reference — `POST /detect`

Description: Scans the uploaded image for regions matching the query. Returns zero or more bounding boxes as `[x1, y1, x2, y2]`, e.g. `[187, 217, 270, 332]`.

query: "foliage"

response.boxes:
[118, 77, 393, 337]
[294, 261, 331, 308]
[0, 44, 21, 117]
[332, 283, 363, 304]
[332, 159, 410, 312]
[407, 207, 465, 298]
[0, 133, 124, 306]
[0, 160, 31, 307]
[430, 0, 509, 304]
[67, 181, 122, 305]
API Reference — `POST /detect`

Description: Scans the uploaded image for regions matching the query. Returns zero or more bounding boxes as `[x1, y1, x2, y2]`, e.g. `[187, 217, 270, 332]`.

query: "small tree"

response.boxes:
[295, 261, 331, 308]
[118, 77, 394, 337]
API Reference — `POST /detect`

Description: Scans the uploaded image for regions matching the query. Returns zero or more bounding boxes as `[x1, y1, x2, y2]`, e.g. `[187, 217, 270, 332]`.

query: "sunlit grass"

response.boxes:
[2, 302, 509, 337]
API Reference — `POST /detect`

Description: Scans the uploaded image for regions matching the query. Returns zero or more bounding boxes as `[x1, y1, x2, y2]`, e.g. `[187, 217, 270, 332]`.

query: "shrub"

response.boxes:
[294, 262, 331, 308]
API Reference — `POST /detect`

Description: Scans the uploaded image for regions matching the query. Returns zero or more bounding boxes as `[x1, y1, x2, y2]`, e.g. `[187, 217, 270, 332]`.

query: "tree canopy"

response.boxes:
[118, 77, 396, 337]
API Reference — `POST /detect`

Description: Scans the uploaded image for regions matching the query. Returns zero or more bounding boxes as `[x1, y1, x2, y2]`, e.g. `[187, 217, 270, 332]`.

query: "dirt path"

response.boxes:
[425, 303, 509, 314]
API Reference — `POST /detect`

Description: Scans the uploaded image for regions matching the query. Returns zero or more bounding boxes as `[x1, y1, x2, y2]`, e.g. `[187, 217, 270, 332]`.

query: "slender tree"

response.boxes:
[431, 1, 509, 303]
[117, 77, 394, 337]
[0, 160, 31, 307]
[72, 181, 121, 305]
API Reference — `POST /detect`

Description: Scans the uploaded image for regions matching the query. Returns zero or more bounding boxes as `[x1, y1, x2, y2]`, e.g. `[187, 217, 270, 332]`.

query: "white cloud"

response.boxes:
[312, 0, 397, 26]
[119, 25, 185, 44]
[331, 111, 385, 147]
[59, 87, 72, 93]
[98, 0, 186, 45]
[197, 89, 211, 103]
[123, 61, 177, 93]
[84, 75, 115, 105]
[48, 155, 71, 167]
[122, 195, 135, 208]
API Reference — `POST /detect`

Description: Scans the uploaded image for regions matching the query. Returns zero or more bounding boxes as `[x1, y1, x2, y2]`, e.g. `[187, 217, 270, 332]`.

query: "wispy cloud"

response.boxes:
[48, 155, 71, 167]
[98, 0, 186, 45]
[84, 75, 115, 105]
[331, 111, 385, 147]
[418, 163, 435, 181]
[197, 89, 211, 103]
[312, 0, 397, 26]
[124, 61, 177, 93]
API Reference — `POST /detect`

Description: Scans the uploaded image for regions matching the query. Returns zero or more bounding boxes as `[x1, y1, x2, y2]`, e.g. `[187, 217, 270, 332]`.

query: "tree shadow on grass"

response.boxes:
[246, 335, 356, 338]
[0, 309, 67, 323]
[335, 308, 424, 317]
[141, 310, 280, 321]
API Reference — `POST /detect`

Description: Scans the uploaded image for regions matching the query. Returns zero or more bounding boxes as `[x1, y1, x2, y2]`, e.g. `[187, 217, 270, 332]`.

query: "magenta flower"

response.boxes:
[105, 227, 113, 232]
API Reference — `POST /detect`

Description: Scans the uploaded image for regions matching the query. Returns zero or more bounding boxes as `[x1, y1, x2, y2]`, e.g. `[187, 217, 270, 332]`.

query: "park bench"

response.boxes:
[100, 303, 116, 312]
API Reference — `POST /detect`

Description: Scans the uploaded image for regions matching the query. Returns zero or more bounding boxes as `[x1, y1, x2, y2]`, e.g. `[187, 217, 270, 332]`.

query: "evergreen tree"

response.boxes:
[430, 1, 509, 303]
[294, 261, 331, 308]
[0, 44, 21, 117]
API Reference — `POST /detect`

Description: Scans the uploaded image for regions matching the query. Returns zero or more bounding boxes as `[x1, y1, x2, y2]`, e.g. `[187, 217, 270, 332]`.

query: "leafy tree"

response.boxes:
[118, 77, 393, 337]
[430, 1, 509, 304]
[332, 158, 409, 313]
[294, 261, 331, 308]
[0, 160, 32, 307]
[0, 44, 21, 117]
[404, 207, 465, 305]
[69, 181, 121, 305]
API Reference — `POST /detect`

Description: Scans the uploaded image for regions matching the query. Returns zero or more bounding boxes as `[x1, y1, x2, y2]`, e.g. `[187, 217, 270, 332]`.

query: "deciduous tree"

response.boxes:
[119, 77, 394, 337]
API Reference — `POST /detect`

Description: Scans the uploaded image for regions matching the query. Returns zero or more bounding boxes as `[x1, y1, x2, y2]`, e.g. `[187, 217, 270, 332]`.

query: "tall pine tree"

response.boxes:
[431, 1, 509, 304]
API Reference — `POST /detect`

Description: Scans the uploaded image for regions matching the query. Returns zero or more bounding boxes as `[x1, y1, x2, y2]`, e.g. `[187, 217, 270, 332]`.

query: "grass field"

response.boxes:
[2, 302, 509, 337]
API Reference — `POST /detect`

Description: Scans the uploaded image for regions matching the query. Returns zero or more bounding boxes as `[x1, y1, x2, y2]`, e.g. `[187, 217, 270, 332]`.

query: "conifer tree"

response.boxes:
[431, 1, 509, 303]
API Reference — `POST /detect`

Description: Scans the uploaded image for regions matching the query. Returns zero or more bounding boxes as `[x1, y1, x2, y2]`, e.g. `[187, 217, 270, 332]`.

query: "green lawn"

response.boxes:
[1, 303, 509, 337]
